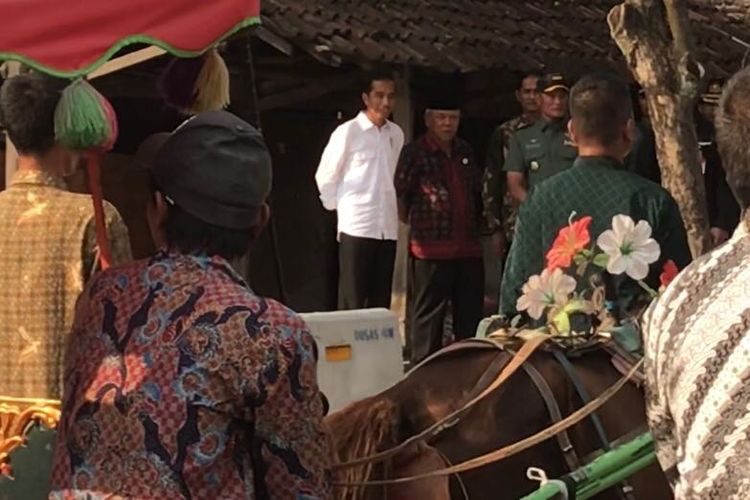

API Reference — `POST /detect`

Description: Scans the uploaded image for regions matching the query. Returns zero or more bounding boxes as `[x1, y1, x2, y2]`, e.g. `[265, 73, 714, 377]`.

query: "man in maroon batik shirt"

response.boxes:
[395, 97, 489, 364]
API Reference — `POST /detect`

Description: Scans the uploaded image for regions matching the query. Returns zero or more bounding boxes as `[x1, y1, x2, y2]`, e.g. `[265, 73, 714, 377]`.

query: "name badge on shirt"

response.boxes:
[530, 160, 540, 171]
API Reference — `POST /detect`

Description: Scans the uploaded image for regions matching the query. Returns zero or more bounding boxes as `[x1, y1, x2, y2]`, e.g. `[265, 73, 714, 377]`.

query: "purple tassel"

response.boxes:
[158, 56, 204, 111]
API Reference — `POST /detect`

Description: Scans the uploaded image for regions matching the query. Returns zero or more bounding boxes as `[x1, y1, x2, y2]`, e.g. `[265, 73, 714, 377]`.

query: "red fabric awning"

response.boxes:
[0, 0, 260, 77]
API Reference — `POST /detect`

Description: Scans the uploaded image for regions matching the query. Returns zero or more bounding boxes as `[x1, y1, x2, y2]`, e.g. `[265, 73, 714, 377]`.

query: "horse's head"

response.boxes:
[325, 396, 399, 500]
[325, 389, 451, 499]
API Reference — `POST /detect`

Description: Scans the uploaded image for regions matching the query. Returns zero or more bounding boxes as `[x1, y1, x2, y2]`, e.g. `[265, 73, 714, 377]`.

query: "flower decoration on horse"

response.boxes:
[516, 213, 678, 343]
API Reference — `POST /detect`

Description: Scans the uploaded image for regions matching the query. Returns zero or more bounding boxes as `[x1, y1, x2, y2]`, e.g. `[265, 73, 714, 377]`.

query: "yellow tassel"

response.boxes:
[189, 48, 230, 114]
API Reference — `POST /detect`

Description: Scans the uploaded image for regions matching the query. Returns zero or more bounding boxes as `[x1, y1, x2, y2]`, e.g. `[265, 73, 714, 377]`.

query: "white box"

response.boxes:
[300, 308, 404, 412]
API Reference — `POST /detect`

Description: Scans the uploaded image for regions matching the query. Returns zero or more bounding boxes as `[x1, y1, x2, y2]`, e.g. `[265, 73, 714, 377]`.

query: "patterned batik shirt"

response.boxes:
[0, 169, 131, 400]
[643, 219, 750, 499]
[395, 134, 486, 260]
[50, 251, 333, 499]
[500, 155, 691, 316]
[483, 114, 535, 241]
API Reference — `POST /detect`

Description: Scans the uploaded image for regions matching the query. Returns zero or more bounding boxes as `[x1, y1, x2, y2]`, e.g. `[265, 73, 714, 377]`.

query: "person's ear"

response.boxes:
[624, 117, 636, 145]
[146, 191, 169, 249]
[620, 117, 637, 160]
[248, 203, 271, 240]
[567, 119, 579, 147]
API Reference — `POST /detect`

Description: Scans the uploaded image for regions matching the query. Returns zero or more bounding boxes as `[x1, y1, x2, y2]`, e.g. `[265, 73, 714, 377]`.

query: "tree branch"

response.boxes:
[664, 0, 695, 58]
[608, 0, 711, 257]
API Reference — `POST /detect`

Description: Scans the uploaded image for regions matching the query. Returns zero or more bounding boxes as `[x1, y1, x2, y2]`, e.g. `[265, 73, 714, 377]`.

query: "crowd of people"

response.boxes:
[316, 70, 738, 365]
[314, 68, 750, 496]
[0, 60, 748, 497]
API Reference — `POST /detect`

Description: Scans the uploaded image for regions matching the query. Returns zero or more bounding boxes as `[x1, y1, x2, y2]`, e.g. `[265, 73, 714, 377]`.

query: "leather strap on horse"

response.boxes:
[552, 349, 637, 500]
[521, 362, 581, 472]
[333, 358, 643, 486]
[333, 334, 548, 470]
[552, 350, 612, 453]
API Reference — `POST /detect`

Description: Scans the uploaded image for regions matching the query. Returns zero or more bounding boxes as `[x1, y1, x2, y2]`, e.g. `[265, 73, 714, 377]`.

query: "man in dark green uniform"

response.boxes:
[500, 73, 691, 317]
[504, 73, 578, 203]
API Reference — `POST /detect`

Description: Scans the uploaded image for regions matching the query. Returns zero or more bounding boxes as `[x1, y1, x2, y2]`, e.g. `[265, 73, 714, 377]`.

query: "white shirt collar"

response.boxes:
[356, 111, 390, 131]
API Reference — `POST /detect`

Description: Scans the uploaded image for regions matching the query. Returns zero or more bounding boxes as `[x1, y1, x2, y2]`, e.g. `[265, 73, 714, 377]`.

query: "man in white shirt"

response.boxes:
[315, 74, 405, 310]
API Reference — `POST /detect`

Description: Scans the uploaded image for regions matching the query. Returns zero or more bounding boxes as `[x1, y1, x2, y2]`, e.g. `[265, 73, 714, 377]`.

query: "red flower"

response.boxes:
[546, 216, 592, 271]
[660, 259, 679, 288]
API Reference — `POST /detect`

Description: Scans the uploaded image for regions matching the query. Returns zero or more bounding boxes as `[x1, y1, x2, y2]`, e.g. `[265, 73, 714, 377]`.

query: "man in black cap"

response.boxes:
[50, 111, 332, 499]
[628, 79, 740, 247]
[624, 84, 661, 184]
[504, 73, 578, 203]
[395, 97, 488, 364]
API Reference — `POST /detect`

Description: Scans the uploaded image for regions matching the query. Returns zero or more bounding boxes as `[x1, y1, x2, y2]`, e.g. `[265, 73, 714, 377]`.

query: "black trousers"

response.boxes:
[338, 233, 397, 310]
[408, 256, 484, 364]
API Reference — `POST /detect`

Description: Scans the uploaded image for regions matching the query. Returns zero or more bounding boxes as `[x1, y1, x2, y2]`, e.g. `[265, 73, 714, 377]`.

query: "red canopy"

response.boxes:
[0, 0, 261, 270]
[0, 0, 260, 77]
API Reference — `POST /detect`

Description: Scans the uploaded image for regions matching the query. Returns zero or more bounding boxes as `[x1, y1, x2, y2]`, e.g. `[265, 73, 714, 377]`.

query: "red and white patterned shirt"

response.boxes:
[50, 251, 332, 499]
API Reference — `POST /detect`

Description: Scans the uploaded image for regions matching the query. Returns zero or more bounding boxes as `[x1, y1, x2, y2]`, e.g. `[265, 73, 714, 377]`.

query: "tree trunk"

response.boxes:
[608, 0, 711, 258]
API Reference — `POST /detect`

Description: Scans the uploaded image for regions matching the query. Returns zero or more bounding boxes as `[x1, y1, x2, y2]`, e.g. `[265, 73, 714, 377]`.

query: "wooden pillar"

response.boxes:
[391, 67, 413, 347]
[608, 0, 710, 257]
[3, 62, 20, 189]
[4, 139, 17, 189]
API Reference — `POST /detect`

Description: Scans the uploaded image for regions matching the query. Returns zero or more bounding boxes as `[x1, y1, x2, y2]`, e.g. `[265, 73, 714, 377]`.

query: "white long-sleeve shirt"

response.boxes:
[315, 112, 404, 241]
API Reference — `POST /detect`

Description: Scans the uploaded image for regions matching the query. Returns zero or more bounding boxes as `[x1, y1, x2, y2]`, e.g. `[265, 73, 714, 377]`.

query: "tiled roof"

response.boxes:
[261, 0, 750, 75]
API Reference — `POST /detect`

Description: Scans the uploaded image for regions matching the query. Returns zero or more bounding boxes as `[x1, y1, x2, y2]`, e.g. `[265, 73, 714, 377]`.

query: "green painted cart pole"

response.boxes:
[520, 433, 656, 500]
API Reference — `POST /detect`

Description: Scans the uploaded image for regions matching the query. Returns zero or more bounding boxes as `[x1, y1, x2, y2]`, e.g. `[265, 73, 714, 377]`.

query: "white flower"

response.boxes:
[516, 268, 577, 320]
[596, 215, 661, 280]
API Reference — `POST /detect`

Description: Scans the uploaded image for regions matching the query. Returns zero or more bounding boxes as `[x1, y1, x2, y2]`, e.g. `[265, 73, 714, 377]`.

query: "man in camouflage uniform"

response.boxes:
[483, 72, 541, 258]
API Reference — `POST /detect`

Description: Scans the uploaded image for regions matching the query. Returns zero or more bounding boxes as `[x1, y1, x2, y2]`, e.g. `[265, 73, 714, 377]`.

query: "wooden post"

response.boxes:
[88, 46, 166, 79]
[608, 0, 711, 257]
[4, 139, 17, 189]
[391, 67, 413, 349]
[3, 62, 20, 189]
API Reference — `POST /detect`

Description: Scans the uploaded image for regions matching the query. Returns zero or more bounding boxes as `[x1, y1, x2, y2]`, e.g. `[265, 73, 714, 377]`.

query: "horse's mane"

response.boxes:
[325, 395, 400, 500]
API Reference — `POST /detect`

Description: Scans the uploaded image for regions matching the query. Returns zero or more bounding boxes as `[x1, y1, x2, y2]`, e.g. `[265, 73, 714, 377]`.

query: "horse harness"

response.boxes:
[548, 348, 637, 500]
[424, 336, 639, 499]
[333, 335, 646, 496]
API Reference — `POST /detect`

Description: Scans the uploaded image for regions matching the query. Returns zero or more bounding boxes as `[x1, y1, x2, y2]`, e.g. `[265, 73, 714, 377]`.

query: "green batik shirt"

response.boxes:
[503, 117, 577, 188]
[500, 155, 692, 316]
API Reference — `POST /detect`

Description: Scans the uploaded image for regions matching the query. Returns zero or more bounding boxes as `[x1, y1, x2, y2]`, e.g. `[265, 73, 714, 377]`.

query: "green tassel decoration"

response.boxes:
[54, 79, 117, 151]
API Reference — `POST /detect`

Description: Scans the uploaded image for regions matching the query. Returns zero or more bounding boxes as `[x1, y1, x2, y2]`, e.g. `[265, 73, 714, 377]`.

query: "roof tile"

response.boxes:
[261, 0, 750, 75]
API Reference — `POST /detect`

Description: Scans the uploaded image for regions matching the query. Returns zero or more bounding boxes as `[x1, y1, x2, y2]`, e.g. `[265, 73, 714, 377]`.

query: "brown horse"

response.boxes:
[325, 343, 672, 500]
